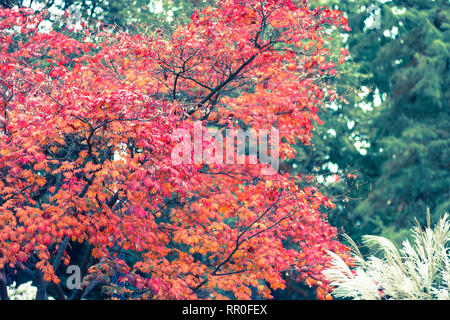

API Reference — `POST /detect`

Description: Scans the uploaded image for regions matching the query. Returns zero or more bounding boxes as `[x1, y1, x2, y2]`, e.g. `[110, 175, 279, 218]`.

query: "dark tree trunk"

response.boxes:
[0, 269, 9, 300]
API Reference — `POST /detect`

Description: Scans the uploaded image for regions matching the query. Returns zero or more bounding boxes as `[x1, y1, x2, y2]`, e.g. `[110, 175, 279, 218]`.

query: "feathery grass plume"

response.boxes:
[323, 210, 449, 300]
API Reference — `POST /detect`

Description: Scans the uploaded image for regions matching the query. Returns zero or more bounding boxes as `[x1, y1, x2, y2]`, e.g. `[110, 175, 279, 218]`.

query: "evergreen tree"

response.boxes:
[317, 0, 450, 243]
[0, 0, 215, 27]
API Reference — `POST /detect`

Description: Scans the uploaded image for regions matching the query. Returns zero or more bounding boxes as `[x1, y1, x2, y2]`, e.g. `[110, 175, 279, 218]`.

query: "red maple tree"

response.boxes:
[0, 0, 351, 300]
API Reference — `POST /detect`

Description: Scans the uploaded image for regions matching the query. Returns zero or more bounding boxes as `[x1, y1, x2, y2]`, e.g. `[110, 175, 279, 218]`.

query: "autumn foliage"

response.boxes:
[0, 0, 351, 300]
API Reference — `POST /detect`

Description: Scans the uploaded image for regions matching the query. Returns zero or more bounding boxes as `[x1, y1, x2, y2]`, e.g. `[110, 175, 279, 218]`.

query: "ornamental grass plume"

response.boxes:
[323, 210, 449, 300]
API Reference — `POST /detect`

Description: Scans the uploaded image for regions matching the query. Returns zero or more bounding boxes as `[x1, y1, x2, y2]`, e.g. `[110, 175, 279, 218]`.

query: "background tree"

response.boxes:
[313, 0, 450, 244]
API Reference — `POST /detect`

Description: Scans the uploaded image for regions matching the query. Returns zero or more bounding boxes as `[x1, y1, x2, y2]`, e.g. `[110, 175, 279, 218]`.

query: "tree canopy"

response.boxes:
[0, 0, 351, 300]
